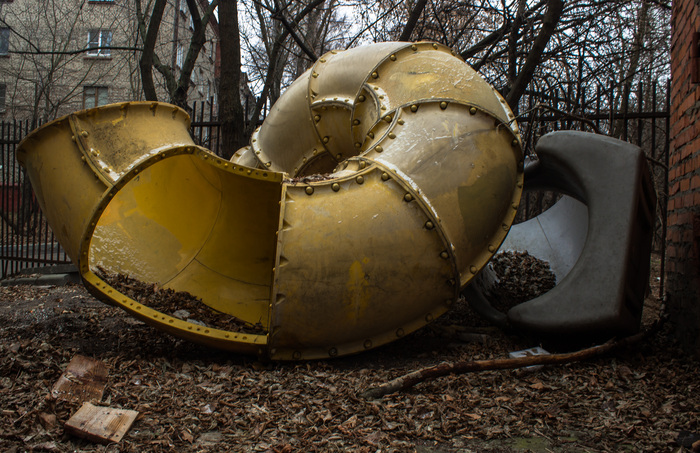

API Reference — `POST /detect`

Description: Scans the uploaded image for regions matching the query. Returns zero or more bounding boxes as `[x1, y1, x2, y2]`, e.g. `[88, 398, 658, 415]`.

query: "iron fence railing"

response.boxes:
[0, 83, 670, 279]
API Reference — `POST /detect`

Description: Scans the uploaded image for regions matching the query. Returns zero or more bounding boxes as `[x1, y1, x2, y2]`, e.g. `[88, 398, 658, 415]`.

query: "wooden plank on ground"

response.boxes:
[51, 355, 108, 403]
[64, 402, 139, 444]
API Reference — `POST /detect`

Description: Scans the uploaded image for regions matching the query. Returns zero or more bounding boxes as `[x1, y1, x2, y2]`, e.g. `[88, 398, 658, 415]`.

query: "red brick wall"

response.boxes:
[668, 0, 700, 353]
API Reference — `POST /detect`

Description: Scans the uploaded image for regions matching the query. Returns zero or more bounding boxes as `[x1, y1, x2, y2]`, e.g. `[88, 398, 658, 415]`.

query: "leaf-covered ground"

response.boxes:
[1, 254, 698, 452]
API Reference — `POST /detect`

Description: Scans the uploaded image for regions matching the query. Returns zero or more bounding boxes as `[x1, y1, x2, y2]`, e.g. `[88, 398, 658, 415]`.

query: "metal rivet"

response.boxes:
[265, 162, 272, 167]
[358, 95, 366, 102]
[488, 244, 495, 252]
[368, 132, 375, 139]
[447, 279, 456, 286]
[440, 102, 448, 110]
[332, 183, 340, 192]
[388, 133, 396, 139]
[364, 339, 373, 349]
[432, 43, 438, 49]
[355, 142, 362, 148]
[371, 71, 378, 79]
[255, 150, 261, 154]
[323, 136, 330, 144]
[502, 223, 509, 231]
[359, 161, 367, 169]
[411, 44, 417, 51]
[384, 115, 392, 123]
[336, 153, 342, 159]
[81, 130, 89, 137]
[396, 328, 405, 337]
[353, 119, 361, 125]
[404, 193, 413, 202]
[312, 72, 319, 78]
[71, 135, 76, 142]
[375, 146, 383, 153]
[381, 172, 389, 181]
[356, 175, 365, 184]
[410, 105, 418, 112]
[470, 107, 477, 115]
[320, 58, 326, 63]
[314, 115, 321, 122]
[512, 203, 519, 210]
[397, 119, 405, 125]
[293, 351, 302, 359]
[425, 313, 434, 322]
[512, 139, 519, 147]
[440, 251, 449, 259]
[305, 186, 314, 195]
[390, 54, 396, 61]
[328, 347, 338, 357]
[470, 265, 478, 274]
[425, 221, 434, 229]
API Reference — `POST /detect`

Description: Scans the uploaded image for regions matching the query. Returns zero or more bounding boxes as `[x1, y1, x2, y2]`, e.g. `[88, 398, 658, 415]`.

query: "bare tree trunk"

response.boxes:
[139, 0, 166, 102]
[218, 0, 247, 159]
[506, 0, 564, 109]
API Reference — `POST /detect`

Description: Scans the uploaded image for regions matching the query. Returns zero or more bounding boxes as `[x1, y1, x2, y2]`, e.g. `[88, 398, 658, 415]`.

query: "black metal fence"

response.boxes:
[515, 81, 670, 253]
[0, 83, 670, 279]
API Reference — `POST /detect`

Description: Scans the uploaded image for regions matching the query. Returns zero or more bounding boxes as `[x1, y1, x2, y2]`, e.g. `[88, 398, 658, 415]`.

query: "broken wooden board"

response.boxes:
[51, 355, 108, 403]
[65, 402, 139, 444]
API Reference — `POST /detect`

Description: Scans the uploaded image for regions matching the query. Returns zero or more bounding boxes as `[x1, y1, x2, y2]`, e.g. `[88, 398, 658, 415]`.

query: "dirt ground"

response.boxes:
[1, 254, 699, 452]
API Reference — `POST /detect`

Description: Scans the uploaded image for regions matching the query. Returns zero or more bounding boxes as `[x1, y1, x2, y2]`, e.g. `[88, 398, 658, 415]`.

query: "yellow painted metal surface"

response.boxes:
[17, 42, 523, 359]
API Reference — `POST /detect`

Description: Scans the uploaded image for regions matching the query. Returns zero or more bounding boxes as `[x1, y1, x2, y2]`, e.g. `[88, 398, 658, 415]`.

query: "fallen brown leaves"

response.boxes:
[0, 259, 698, 452]
[97, 269, 266, 334]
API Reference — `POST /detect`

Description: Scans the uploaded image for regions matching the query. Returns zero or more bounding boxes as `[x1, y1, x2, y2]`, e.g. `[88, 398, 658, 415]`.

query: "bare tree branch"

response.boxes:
[399, 0, 428, 41]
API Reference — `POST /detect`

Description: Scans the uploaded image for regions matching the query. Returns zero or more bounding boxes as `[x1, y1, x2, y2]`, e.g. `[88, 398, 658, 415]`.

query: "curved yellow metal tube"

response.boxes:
[17, 42, 523, 359]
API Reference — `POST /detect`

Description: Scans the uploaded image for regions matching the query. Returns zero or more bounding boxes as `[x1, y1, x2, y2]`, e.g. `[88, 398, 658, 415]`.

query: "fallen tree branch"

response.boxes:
[359, 315, 665, 400]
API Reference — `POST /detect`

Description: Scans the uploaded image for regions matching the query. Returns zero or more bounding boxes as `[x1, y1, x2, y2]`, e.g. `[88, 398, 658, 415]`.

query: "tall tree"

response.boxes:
[136, 0, 218, 109]
[218, 0, 246, 157]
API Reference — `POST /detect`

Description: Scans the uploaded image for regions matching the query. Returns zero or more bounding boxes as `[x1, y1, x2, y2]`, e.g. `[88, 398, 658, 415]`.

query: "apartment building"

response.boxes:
[0, 0, 219, 122]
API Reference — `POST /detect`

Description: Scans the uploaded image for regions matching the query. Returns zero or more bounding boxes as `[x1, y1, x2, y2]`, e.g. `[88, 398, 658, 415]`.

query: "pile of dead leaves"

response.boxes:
[97, 269, 266, 335]
[488, 251, 557, 312]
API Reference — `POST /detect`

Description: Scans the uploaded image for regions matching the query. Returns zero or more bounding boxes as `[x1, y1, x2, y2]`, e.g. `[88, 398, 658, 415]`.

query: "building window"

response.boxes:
[0, 84, 6, 113]
[87, 30, 112, 57]
[176, 43, 184, 68]
[83, 86, 108, 108]
[0, 28, 9, 56]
